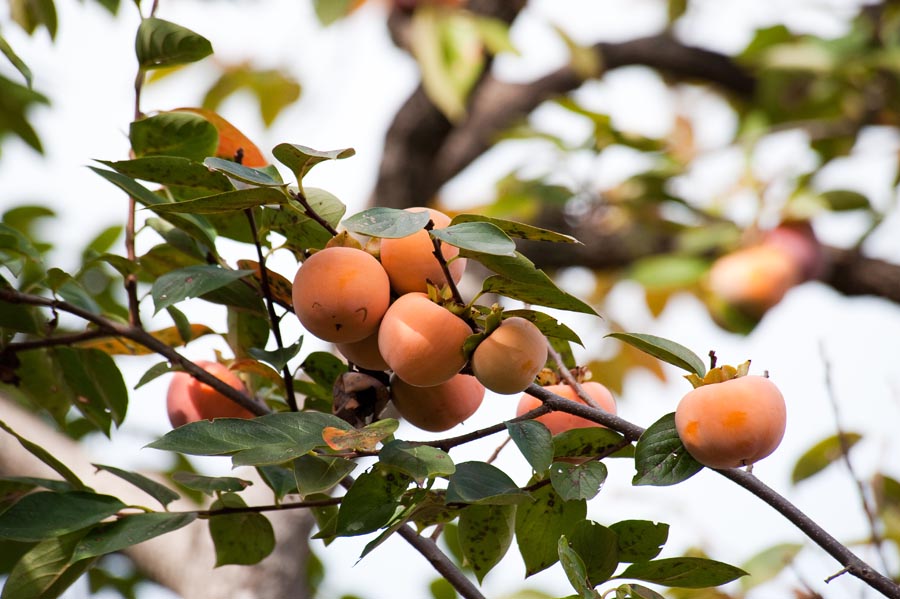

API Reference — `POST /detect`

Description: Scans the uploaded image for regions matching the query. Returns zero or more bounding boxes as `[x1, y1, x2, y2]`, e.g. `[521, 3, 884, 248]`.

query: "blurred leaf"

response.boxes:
[617, 557, 747, 588]
[343, 207, 431, 239]
[606, 332, 706, 377]
[451, 214, 578, 244]
[135, 18, 212, 70]
[502, 309, 582, 345]
[334, 466, 410, 537]
[558, 535, 593, 599]
[171, 472, 252, 496]
[629, 255, 708, 289]
[379, 441, 456, 483]
[569, 520, 619, 586]
[739, 542, 803, 591]
[10, 0, 57, 39]
[272, 143, 355, 184]
[301, 351, 348, 389]
[668, 0, 687, 22]
[459, 503, 515, 583]
[507, 420, 553, 473]
[472, 15, 517, 56]
[130, 111, 218, 162]
[0, 34, 33, 87]
[1, 530, 92, 599]
[429, 577, 458, 599]
[204, 157, 283, 187]
[293, 455, 356, 497]
[72, 512, 196, 561]
[150, 265, 253, 313]
[312, 0, 358, 26]
[633, 413, 703, 486]
[91, 464, 180, 509]
[0, 420, 87, 491]
[77, 324, 216, 356]
[0, 492, 125, 541]
[550, 461, 607, 501]
[431, 222, 516, 256]
[0, 73, 49, 153]
[202, 63, 301, 127]
[446, 461, 530, 505]
[150, 187, 288, 215]
[820, 190, 870, 211]
[209, 493, 275, 566]
[791, 432, 861, 485]
[610, 520, 669, 563]
[515, 482, 586, 576]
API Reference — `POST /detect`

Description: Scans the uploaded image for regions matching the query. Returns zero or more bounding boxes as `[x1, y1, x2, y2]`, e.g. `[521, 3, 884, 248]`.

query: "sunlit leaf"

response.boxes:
[606, 332, 706, 378]
[342, 207, 431, 239]
[451, 214, 578, 244]
[431, 222, 516, 256]
[151, 265, 253, 313]
[322, 419, 398, 452]
[272, 143, 355, 183]
[739, 542, 803, 591]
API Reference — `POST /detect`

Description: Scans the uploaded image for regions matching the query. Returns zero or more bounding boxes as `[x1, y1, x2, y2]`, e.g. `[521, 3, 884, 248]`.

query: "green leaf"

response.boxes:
[0, 420, 87, 491]
[72, 512, 196, 561]
[820, 189, 870, 211]
[293, 455, 356, 497]
[135, 17, 213, 69]
[606, 333, 706, 377]
[1, 530, 93, 599]
[272, 143, 355, 183]
[97, 156, 233, 193]
[312, 0, 357, 26]
[9, 0, 58, 40]
[208, 493, 275, 566]
[446, 461, 530, 505]
[379, 441, 456, 483]
[431, 222, 516, 256]
[558, 535, 593, 599]
[0, 34, 33, 87]
[300, 351, 348, 389]
[202, 65, 301, 128]
[130, 111, 218, 162]
[502, 309, 583, 345]
[334, 466, 410, 537]
[149, 187, 288, 215]
[0, 73, 49, 153]
[91, 464, 180, 508]
[55, 347, 128, 435]
[135, 361, 176, 389]
[506, 420, 553, 473]
[450, 214, 579, 244]
[203, 157, 285, 187]
[569, 520, 619, 586]
[550, 461, 607, 501]
[248, 341, 302, 371]
[553, 428, 629, 461]
[150, 265, 253, 313]
[0, 492, 125, 541]
[633, 413, 703, 486]
[262, 190, 346, 253]
[308, 493, 339, 544]
[171, 472, 252, 496]
[740, 542, 803, 591]
[459, 503, 515, 583]
[617, 557, 747, 588]
[610, 520, 669, 563]
[342, 207, 431, 239]
[256, 465, 299, 501]
[515, 482, 586, 576]
[791, 432, 862, 485]
[628, 255, 708, 289]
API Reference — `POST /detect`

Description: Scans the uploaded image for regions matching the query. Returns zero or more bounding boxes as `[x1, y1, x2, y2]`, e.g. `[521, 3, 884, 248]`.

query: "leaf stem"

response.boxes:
[290, 189, 339, 237]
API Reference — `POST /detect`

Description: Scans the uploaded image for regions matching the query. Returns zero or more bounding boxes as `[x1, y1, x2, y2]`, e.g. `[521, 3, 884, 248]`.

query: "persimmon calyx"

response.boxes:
[684, 360, 752, 389]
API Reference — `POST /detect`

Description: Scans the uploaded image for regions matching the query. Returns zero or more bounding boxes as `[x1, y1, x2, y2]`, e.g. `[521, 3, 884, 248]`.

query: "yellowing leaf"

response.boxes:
[76, 325, 215, 355]
[321, 419, 398, 452]
[237, 259, 294, 310]
[175, 107, 267, 167]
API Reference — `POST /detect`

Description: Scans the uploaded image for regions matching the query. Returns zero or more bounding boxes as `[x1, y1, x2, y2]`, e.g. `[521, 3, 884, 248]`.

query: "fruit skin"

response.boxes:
[472, 317, 547, 394]
[763, 221, 824, 281]
[516, 382, 617, 436]
[675, 375, 786, 469]
[292, 247, 391, 343]
[336, 328, 390, 371]
[390, 373, 485, 432]
[379, 207, 467, 295]
[378, 292, 471, 387]
[166, 360, 255, 428]
[707, 244, 802, 317]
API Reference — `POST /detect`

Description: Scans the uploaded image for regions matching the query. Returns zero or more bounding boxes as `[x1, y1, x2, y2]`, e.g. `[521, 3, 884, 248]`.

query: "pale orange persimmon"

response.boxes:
[175, 107, 267, 167]
[166, 360, 255, 428]
[377, 292, 471, 387]
[707, 244, 802, 317]
[390, 373, 484, 432]
[336, 327, 390, 371]
[292, 247, 391, 343]
[516, 382, 617, 436]
[675, 375, 786, 469]
[379, 207, 467, 295]
[472, 317, 547, 394]
[763, 221, 823, 281]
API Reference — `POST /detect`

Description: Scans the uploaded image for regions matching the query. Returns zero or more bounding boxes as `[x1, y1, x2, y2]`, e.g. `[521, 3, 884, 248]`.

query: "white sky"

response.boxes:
[2, 1, 899, 598]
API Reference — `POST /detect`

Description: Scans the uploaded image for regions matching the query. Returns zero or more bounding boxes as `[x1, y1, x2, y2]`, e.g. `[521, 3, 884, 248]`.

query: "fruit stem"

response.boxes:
[708, 350, 717, 370]
[425, 219, 466, 307]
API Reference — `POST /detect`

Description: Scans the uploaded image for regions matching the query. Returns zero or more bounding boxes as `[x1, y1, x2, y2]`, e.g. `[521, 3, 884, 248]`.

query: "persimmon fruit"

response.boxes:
[166, 360, 255, 427]
[377, 292, 471, 387]
[292, 246, 391, 343]
[390, 373, 485, 432]
[675, 375, 786, 469]
[763, 221, 823, 281]
[517, 382, 617, 435]
[472, 317, 547, 394]
[336, 328, 390, 371]
[707, 244, 802, 317]
[379, 207, 467, 295]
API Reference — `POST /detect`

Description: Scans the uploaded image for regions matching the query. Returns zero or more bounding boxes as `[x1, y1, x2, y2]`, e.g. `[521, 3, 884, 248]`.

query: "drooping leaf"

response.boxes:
[342, 207, 431, 239]
[606, 333, 706, 378]
[76, 324, 216, 356]
[203, 157, 283, 187]
[506, 420, 553, 474]
[617, 557, 747, 588]
[739, 542, 803, 591]
[72, 512, 196, 561]
[430, 222, 516, 256]
[0, 74, 49, 153]
[272, 143, 355, 183]
[0, 421, 87, 491]
[248, 342, 302, 372]
[236, 259, 295, 309]
[293, 455, 356, 497]
[550, 461, 607, 501]
[568, 520, 619, 586]
[459, 503, 515, 583]
[55, 347, 128, 434]
[515, 481, 586, 576]
[9, 0, 58, 40]
[558, 535, 593, 599]
[135, 17, 213, 70]
[300, 351, 348, 389]
[0, 34, 33, 87]
[1, 530, 93, 599]
[171, 472, 252, 496]
[451, 214, 579, 244]
[96, 156, 233, 193]
[322, 419, 398, 452]
[553, 428, 630, 461]
[312, 0, 358, 26]
[208, 493, 275, 566]
[130, 111, 218, 162]
[334, 466, 410, 537]
[791, 432, 862, 485]
[610, 520, 669, 563]
[632, 413, 703, 486]
[150, 265, 253, 314]
[149, 187, 288, 215]
[91, 464, 180, 508]
[0, 492, 125, 542]
[502, 309, 582, 345]
[379, 441, 456, 483]
[446, 461, 530, 505]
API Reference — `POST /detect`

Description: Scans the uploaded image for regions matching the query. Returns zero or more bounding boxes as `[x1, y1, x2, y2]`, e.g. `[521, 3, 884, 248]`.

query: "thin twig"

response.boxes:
[0, 288, 269, 417]
[5, 329, 114, 352]
[193, 496, 342, 518]
[820, 342, 890, 574]
[290, 189, 339, 236]
[485, 436, 511, 465]
[397, 525, 485, 599]
[545, 339, 602, 410]
[425, 220, 466, 306]
[245, 208, 298, 411]
[413, 404, 552, 452]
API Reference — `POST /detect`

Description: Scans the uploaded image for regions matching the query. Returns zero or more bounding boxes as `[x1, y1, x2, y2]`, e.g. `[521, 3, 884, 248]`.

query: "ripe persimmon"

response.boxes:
[292, 247, 391, 343]
[166, 360, 255, 427]
[390, 373, 485, 432]
[675, 374, 786, 469]
[472, 317, 547, 394]
[763, 221, 823, 281]
[517, 382, 617, 435]
[377, 292, 471, 387]
[336, 328, 390, 371]
[707, 244, 802, 317]
[379, 207, 466, 295]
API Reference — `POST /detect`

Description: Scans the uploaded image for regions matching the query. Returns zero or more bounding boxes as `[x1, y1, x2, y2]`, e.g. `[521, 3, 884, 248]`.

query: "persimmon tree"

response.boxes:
[2, 2, 900, 599]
